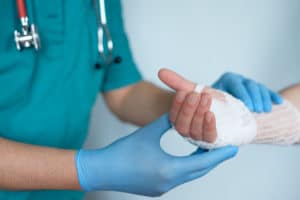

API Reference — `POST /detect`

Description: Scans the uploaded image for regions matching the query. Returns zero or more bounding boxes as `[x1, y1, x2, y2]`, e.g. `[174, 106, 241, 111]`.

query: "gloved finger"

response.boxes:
[228, 84, 254, 111]
[259, 84, 272, 112]
[158, 68, 196, 92]
[174, 92, 201, 137]
[212, 80, 223, 90]
[244, 80, 263, 113]
[202, 111, 217, 143]
[175, 146, 238, 174]
[140, 113, 172, 142]
[212, 72, 244, 90]
[269, 89, 283, 105]
[170, 91, 188, 123]
[190, 93, 212, 140]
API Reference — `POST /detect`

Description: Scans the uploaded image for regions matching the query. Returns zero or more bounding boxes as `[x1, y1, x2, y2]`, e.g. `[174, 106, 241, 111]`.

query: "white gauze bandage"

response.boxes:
[185, 84, 257, 149]
[253, 100, 300, 145]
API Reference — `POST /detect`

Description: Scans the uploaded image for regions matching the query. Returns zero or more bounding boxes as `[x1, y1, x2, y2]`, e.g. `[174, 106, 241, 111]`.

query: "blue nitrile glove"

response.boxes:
[75, 114, 238, 197]
[212, 72, 283, 113]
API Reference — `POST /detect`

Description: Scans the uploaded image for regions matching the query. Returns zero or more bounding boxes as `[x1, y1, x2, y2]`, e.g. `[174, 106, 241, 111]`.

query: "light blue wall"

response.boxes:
[85, 0, 300, 199]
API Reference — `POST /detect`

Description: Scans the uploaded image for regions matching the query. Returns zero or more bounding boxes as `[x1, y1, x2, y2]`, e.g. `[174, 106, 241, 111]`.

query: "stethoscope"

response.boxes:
[14, 0, 120, 67]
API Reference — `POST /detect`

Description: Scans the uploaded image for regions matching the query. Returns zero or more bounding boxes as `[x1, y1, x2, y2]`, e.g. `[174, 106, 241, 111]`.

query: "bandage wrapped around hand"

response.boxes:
[185, 85, 300, 149]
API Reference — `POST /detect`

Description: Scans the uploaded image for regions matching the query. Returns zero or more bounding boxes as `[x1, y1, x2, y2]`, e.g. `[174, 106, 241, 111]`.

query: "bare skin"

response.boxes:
[280, 84, 300, 110]
[158, 69, 221, 143]
[160, 69, 300, 144]
[0, 138, 80, 190]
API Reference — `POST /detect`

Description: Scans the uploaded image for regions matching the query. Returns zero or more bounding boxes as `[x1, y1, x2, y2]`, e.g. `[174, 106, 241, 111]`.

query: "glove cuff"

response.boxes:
[75, 150, 92, 191]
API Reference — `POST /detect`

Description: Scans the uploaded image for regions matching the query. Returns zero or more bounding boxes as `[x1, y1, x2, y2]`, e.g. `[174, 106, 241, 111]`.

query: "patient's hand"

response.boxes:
[158, 69, 224, 142]
[158, 68, 282, 143]
[159, 68, 300, 148]
[169, 90, 218, 142]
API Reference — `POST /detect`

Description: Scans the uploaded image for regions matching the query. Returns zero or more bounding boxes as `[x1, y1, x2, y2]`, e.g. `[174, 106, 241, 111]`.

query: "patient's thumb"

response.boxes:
[158, 68, 196, 92]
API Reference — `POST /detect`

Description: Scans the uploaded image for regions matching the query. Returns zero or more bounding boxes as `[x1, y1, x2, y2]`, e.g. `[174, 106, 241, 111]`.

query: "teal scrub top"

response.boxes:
[0, 0, 142, 199]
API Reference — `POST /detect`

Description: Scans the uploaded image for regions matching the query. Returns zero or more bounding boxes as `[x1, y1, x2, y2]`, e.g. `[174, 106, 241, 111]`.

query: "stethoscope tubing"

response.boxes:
[17, 0, 27, 19]
[15, 0, 118, 66]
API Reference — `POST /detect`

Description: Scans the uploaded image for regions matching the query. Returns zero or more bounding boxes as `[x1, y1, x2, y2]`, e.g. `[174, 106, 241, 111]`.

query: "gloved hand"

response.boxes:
[75, 114, 238, 197]
[212, 72, 283, 112]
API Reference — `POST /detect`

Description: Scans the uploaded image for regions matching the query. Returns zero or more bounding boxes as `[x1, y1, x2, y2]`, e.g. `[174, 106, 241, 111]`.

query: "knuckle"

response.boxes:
[186, 92, 194, 98]
[174, 91, 187, 103]
[242, 78, 251, 86]
[196, 106, 206, 114]
[182, 105, 194, 116]
[245, 79, 256, 88]
[191, 122, 200, 131]
[231, 84, 243, 94]
[174, 99, 183, 106]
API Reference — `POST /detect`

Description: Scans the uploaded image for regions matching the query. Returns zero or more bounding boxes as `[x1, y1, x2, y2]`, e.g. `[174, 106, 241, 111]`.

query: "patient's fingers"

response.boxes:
[190, 93, 212, 140]
[202, 111, 217, 143]
[158, 68, 196, 92]
[174, 92, 200, 137]
[170, 91, 188, 123]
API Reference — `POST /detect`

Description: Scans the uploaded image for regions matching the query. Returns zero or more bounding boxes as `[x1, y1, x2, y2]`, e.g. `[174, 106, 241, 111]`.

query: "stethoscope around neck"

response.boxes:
[14, 0, 122, 67]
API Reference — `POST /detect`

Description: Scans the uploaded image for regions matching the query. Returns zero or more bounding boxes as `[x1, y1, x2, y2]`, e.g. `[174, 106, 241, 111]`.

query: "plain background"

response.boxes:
[85, 0, 300, 199]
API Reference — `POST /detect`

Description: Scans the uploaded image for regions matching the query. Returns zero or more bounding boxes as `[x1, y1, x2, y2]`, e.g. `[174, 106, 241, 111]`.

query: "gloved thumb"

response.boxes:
[158, 68, 196, 92]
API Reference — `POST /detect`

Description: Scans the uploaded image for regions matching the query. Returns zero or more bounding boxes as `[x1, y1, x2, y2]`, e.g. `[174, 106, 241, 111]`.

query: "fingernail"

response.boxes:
[188, 93, 198, 105]
[176, 92, 186, 103]
[200, 94, 209, 106]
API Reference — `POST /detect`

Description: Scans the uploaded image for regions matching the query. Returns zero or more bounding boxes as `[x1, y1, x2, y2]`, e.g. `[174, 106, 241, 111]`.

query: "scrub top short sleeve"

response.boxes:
[101, 0, 142, 92]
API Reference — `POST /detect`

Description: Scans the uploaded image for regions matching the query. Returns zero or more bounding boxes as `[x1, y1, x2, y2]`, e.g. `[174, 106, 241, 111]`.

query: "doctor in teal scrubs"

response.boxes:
[0, 0, 282, 199]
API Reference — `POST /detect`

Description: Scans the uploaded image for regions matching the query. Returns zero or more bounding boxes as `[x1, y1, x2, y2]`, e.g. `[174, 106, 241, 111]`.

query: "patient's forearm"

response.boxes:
[280, 84, 300, 110]
[253, 84, 300, 144]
